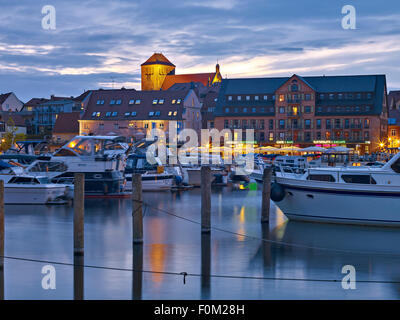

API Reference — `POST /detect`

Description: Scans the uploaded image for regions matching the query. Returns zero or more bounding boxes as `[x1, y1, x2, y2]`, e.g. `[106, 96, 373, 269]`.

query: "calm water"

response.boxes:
[2, 185, 400, 299]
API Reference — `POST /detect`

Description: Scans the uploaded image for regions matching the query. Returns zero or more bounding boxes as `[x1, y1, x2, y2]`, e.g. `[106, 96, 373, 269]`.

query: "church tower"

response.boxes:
[141, 53, 176, 91]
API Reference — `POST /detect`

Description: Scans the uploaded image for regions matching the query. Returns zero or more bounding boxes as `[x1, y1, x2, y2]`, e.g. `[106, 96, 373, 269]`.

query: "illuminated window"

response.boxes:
[131, 112, 137, 116]
[91, 112, 97, 117]
[111, 112, 117, 117]
[152, 99, 158, 104]
[129, 99, 135, 105]
[135, 100, 141, 104]
[237, 96, 241, 101]
[96, 100, 102, 105]
[246, 96, 250, 101]
[110, 100, 115, 105]
[173, 111, 177, 116]
[228, 96, 232, 101]
[243, 107, 247, 113]
[96, 112, 101, 117]
[149, 111, 154, 116]
[279, 95, 284, 102]
[329, 94, 334, 100]
[155, 111, 160, 116]
[159, 99, 164, 104]
[255, 96, 259, 101]
[263, 95, 268, 100]
[176, 99, 181, 104]
[116, 99, 122, 105]
[172, 99, 176, 104]
[225, 107, 230, 113]
[124, 112, 130, 116]
[168, 111, 172, 116]
[106, 112, 111, 117]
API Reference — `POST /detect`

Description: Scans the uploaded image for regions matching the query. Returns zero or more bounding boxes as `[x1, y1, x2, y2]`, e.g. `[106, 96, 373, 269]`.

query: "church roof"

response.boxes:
[141, 53, 175, 67]
[161, 73, 216, 90]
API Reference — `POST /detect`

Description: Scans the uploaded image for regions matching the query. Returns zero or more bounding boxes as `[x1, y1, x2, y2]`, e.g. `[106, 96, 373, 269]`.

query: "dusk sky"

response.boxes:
[1, 0, 400, 101]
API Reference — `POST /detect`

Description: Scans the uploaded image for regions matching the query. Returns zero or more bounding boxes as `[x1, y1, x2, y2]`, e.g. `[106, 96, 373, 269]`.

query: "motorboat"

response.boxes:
[270, 151, 400, 226]
[3, 175, 71, 205]
[22, 136, 129, 196]
[124, 153, 175, 191]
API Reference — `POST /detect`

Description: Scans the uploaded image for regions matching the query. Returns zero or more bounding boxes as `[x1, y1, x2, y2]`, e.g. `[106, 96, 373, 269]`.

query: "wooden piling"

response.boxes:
[201, 233, 211, 299]
[261, 167, 272, 223]
[73, 255, 84, 300]
[74, 173, 84, 256]
[201, 166, 211, 233]
[0, 180, 4, 271]
[132, 174, 143, 244]
[132, 245, 143, 300]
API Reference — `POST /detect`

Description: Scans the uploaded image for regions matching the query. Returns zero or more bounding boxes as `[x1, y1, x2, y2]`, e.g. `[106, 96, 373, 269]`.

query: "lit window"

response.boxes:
[279, 95, 284, 102]
[172, 99, 176, 104]
[116, 99, 122, 105]
[152, 99, 157, 104]
[101, 100, 105, 105]
[263, 95, 268, 100]
[149, 111, 154, 116]
[243, 107, 247, 112]
[135, 99, 141, 104]
[228, 96, 232, 101]
[106, 112, 111, 117]
[124, 112, 130, 116]
[225, 107, 229, 113]
[91, 112, 97, 117]
[173, 111, 177, 116]
[214, 98, 218, 102]
[246, 96, 250, 101]
[252, 108, 256, 113]
[159, 99, 164, 104]
[237, 96, 241, 101]
[177, 99, 181, 104]
[112, 112, 117, 117]
[96, 112, 101, 117]
[155, 111, 160, 116]
[129, 99, 135, 105]
[168, 111, 172, 116]
[131, 112, 137, 116]
[329, 94, 334, 100]
[255, 96, 259, 101]
[96, 100, 102, 105]
[110, 100, 115, 105]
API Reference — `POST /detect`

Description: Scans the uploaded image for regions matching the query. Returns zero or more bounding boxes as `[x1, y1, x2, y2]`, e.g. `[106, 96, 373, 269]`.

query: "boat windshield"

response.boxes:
[391, 157, 400, 173]
[28, 161, 68, 173]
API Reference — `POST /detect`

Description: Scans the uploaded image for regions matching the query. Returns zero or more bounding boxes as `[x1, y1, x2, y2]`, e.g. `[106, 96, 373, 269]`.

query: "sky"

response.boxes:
[0, 0, 400, 102]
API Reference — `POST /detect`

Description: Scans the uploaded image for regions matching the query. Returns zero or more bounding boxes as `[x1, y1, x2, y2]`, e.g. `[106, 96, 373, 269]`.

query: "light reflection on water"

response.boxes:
[2, 186, 400, 299]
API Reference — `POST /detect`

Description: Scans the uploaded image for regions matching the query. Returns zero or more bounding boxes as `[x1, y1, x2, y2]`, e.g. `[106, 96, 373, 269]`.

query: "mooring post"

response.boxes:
[201, 166, 211, 233]
[0, 180, 4, 300]
[74, 255, 84, 300]
[74, 173, 84, 256]
[261, 167, 272, 223]
[132, 174, 143, 244]
[132, 245, 143, 300]
[201, 233, 211, 299]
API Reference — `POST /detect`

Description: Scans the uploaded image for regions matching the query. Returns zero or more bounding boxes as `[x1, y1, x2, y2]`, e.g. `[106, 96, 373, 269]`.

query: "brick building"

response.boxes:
[214, 74, 388, 154]
[388, 91, 400, 150]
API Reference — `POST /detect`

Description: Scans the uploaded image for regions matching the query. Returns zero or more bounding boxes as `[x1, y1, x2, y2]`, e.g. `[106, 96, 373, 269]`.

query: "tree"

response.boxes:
[0, 116, 26, 152]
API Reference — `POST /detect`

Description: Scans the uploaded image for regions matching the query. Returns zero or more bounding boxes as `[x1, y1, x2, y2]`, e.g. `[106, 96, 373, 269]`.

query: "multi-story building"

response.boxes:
[388, 91, 400, 150]
[79, 87, 202, 139]
[0, 92, 24, 112]
[214, 74, 388, 153]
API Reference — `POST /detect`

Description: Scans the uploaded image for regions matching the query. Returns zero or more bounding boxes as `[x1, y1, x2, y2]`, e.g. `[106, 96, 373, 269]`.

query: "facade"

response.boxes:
[0, 112, 27, 136]
[388, 90, 400, 110]
[79, 88, 202, 139]
[33, 93, 91, 135]
[214, 74, 388, 153]
[388, 91, 400, 150]
[141, 53, 222, 91]
[0, 92, 24, 112]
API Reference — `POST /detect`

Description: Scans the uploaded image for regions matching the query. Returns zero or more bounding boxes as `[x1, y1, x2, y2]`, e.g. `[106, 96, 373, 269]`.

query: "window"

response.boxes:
[228, 96, 232, 101]
[279, 95, 284, 102]
[364, 131, 369, 139]
[168, 111, 172, 116]
[346, 93, 353, 99]
[279, 120, 285, 129]
[91, 112, 97, 117]
[110, 100, 115, 105]
[255, 96, 259, 101]
[326, 119, 331, 129]
[305, 94, 311, 101]
[335, 119, 341, 129]
[243, 107, 247, 113]
[367, 93, 372, 99]
[320, 94, 325, 100]
[129, 99, 135, 105]
[116, 99, 122, 105]
[159, 99, 164, 104]
[329, 94, 334, 100]
[279, 107, 285, 114]
[356, 93, 361, 99]
[124, 112, 130, 117]
[291, 84, 298, 92]
[135, 100, 141, 104]
[391, 157, 400, 173]
[365, 119, 370, 128]
[269, 119, 273, 130]
[305, 119, 311, 129]
[96, 100, 104, 105]
[106, 112, 111, 117]
[307, 174, 336, 182]
[316, 132, 321, 139]
[172, 99, 176, 104]
[342, 175, 376, 184]
[365, 105, 371, 112]
[176, 99, 181, 104]
[237, 96, 241, 101]
[225, 107, 230, 113]
[131, 112, 137, 116]
[155, 111, 160, 116]
[252, 108, 256, 113]
[263, 95, 268, 100]
[246, 96, 250, 101]
[96, 112, 101, 117]
[112, 112, 117, 117]
[305, 106, 311, 113]
[338, 94, 343, 100]
[149, 111, 154, 116]
[173, 111, 177, 116]
[234, 107, 238, 113]
[269, 132, 274, 141]
[152, 99, 158, 104]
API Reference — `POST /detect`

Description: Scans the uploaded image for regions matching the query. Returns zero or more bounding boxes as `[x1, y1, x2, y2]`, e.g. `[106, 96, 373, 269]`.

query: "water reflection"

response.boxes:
[132, 245, 143, 300]
[74, 255, 84, 300]
[201, 234, 211, 299]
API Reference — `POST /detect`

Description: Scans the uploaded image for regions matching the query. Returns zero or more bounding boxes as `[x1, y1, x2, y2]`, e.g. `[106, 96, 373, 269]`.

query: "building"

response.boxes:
[214, 74, 388, 153]
[0, 112, 27, 136]
[388, 90, 400, 110]
[79, 87, 202, 139]
[388, 91, 400, 150]
[52, 112, 81, 146]
[0, 92, 24, 112]
[141, 53, 222, 91]
[32, 92, 91, 136]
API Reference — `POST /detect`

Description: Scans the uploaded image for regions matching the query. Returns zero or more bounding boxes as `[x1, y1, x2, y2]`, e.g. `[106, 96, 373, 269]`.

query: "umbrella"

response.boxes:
[279, 146, 301, 152]
[326, 146, 352, 153]
[300, 146, 327, 152]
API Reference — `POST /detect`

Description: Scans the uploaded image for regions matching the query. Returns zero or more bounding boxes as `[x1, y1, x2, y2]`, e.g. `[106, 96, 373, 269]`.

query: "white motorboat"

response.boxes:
[3, 176, 71, 205]
[270, 152, 400, 226]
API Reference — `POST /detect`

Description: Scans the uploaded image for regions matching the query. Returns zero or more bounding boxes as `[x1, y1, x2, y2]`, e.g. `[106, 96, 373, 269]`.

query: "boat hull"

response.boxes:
[4, 185, 68, 205]
[274, 178, 400, 226]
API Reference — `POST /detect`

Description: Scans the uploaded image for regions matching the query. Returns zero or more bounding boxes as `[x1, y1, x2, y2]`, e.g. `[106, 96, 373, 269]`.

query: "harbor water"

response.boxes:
[2, 185, 400, 299]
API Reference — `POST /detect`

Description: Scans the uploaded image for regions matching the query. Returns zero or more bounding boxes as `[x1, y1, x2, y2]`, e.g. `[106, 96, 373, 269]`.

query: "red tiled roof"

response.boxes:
[53, 112, 81, 134]
[0, 112, 26, 127]
[24, 98, 49, 107]
[141, 53, 175, 67]
[161, 73, 216, 90]
[81, 88, 192, 121]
